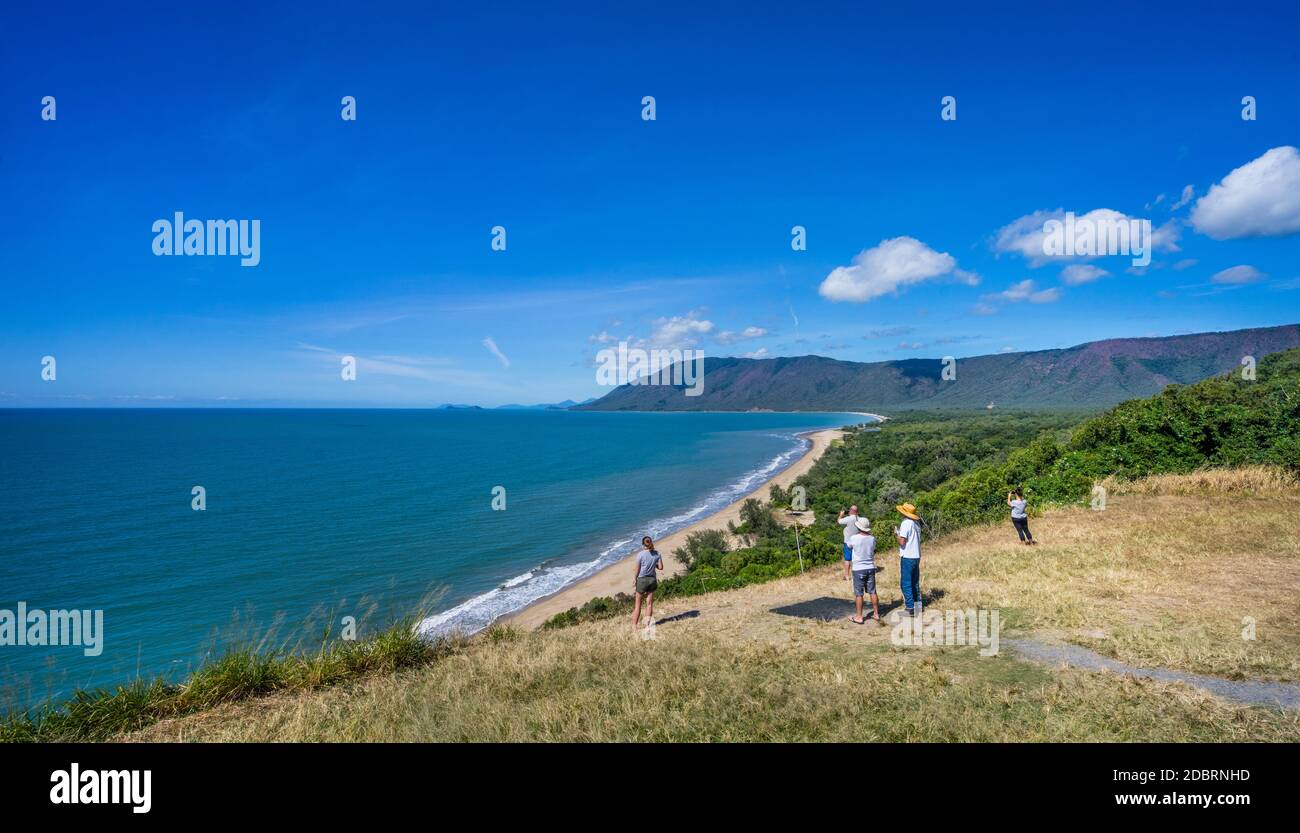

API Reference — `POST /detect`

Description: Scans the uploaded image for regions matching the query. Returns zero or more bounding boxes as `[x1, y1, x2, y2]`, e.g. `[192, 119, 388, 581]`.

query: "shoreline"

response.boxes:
[503, 426, 848, 630]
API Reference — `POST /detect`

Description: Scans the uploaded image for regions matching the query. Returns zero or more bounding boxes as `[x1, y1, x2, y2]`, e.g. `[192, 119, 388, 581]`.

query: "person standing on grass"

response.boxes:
[894, 503, 923, 617]
[631, 535, 663, 629]
[837, 505, 860, 581]
[848, 516, 882, 625]
[1007, 489, 1036, 545]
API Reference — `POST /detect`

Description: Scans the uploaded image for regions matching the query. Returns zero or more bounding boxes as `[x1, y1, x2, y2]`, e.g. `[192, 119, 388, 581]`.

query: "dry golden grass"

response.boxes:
[122, 469, 1300, 742]
[1102, 465, 1298, 497]
[927, 473, 1300, 680]
[128, 609, 1300, 743]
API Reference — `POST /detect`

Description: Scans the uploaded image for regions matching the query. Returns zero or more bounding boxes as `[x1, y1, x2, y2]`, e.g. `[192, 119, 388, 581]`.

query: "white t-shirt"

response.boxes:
[849, 532, 876, 571]
[838, 514, 859, 544]
[1010, 498, 1027, 519]
[898, 518, 921, 559]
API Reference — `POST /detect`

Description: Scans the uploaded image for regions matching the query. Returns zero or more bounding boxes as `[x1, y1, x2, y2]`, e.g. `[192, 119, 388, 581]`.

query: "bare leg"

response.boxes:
[631, 592, 643, 628]
[852, 594, 864, 624]
[869, 592, 880, 620]
[645, 591, 655, 625]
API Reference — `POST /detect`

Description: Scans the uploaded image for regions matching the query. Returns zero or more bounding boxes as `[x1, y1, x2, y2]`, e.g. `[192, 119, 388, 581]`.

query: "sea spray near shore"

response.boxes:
[414, 434, 817, 638]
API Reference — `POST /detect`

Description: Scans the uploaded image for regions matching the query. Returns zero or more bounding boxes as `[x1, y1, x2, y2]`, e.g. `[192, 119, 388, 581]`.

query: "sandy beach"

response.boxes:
[505, 427, 845, 630]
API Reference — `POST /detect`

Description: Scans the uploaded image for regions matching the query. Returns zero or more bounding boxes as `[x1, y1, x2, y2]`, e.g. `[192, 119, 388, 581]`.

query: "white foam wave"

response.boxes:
[415, 434, 812, 639]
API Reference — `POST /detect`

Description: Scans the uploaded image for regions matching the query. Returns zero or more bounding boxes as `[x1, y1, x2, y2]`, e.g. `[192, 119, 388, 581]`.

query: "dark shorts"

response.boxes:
[636, 575, 658, 594]
[843, 543, 853, 561]
[852, 569, 877, 597]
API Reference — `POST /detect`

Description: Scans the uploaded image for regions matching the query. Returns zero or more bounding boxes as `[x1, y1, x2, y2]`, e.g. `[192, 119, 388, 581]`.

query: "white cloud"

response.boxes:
[1170, 184, 1195, 211]
[972, 302, 998, 316]
[1210, 265, 1265, 285]
[587, 330, 618, 344]
[1191, 146, 1300, 239]
[993, 208, 1179, 266]
[992, 280, 1061, 304]
[818, 237, 977, 303]
[716, 326, 768, 345]
[645, 311, 714, 348]
[1172, 258, 1198, 271]
[482, 336, 510, 368]
[741, 347, 769, 359]
[1060, 264, 1109, 285]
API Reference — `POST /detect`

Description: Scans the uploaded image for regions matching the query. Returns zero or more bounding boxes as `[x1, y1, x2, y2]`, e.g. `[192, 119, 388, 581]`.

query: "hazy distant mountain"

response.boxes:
[575, 324, 1300, 412]
[495, 398, 597, 410]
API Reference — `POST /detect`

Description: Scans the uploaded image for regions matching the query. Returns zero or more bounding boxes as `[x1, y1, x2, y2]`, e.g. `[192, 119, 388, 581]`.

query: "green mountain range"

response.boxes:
[575, 324, 1300, 412]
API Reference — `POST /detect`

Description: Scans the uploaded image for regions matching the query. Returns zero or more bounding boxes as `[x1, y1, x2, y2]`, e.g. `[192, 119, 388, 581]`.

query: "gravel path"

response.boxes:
[1005, 637, 1300, 708]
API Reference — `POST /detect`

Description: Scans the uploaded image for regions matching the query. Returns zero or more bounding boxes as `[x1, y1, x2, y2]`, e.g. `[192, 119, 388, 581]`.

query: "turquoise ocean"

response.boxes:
[0, 409, 861, 709]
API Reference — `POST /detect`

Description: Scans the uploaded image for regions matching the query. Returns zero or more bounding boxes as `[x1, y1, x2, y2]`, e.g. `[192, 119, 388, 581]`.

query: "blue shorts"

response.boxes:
[843, 543, 853, 561]
[852, 569, 877, 597]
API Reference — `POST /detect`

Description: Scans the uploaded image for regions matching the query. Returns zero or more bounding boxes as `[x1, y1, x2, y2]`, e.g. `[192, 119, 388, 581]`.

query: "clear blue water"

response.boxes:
[0, 409, 859, 709]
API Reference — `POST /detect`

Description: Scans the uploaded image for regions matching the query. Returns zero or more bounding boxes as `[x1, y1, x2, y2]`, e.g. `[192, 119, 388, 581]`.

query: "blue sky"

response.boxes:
[3, 1, 1299, 406]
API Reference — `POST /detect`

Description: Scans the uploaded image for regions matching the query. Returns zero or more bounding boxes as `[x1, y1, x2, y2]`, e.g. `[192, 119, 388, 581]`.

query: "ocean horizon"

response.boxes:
[0, 408, 862, 710]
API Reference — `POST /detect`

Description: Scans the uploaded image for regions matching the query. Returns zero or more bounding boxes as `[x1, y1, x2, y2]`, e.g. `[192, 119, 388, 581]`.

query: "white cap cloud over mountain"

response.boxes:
[644, 311, 714, 348]
[818, 237, 978, 303]
[993, 208, 1180, 266]
[1190, 146, 1300, 239]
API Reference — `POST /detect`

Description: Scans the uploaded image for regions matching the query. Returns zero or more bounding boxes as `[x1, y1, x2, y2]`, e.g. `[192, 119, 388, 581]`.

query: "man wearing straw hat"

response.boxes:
[894, 502, 923, 617]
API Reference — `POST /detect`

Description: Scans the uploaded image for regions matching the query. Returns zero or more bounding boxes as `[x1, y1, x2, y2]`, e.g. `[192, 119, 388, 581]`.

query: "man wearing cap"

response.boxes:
[894, 503, 923, 617]
[836, 505, 860, 582]
[848, 516, 881, 625]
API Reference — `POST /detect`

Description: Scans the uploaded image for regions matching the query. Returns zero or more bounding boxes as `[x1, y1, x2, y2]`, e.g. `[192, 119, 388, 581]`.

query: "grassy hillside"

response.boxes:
[578, 324, 1300, 411]
[125, 471, 1300, 741]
